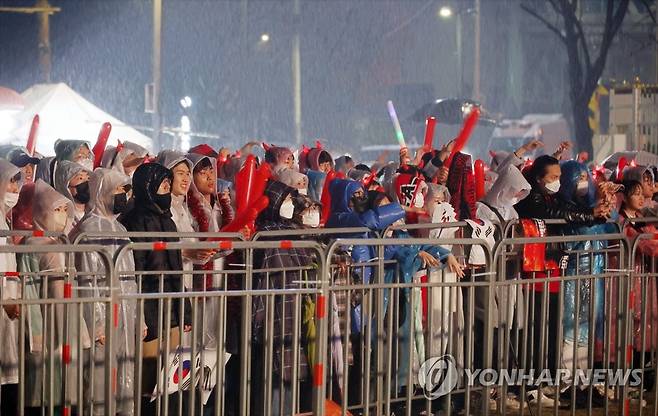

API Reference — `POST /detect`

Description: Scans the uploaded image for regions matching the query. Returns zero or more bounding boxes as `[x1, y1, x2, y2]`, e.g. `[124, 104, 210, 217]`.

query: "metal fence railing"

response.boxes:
[3, 220, 658, 415]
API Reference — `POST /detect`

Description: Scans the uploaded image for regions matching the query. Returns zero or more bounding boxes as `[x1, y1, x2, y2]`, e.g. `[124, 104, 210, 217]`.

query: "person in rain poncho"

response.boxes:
[302, 148, 333, 201]
[264, 145, 295, 176]
[34, 140, 94, 187]
[54, 160, 92, 225]
[0, 160, 23, 416]
[0, 144, 41, 183]
[70, 168, 145, 416]
[622, 165, 658, 216]
[19, 179, 91, 411]
[156, 150, 215, 290]
[557, 160, 614, 406]
[277, 167, 309, 195]
[101, 141, 150, 177]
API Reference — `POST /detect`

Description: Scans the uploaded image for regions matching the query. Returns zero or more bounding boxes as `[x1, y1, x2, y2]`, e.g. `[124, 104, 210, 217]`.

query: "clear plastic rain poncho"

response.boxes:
[69, 168, 141, 415]
[54, 160, 92, 224]
[0, 159, 22, 385]
[101, 141, 150, 175]
[156, 150, 195, 290]
[19, 179, 91, 407]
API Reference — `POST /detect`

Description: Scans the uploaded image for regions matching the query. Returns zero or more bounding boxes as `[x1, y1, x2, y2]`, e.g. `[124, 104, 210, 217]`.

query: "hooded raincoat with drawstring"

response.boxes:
[0, 160, 22, 386]
[70, 168, 142, 415]
[54, 160, 92, 225]
[19, 179, 91, 407]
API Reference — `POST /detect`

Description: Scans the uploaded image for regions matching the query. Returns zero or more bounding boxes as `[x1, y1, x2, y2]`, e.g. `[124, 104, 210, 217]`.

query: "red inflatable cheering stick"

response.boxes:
[616, 157, 628, 182]
[26, 115, 39, 156]
[444, 107, 480, 168]
[423, 117, 437, 152]
[474, 159, 485, 200]
[221, 195, 269, 235]
[92, 122, 112, 169]
[234, 154, 257, 215]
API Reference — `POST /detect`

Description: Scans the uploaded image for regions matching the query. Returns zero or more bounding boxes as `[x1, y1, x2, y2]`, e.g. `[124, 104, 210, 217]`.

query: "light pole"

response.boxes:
[439, 5, 478, 100]
[152, 0, 162, 145]
[292, 0, 302, 146]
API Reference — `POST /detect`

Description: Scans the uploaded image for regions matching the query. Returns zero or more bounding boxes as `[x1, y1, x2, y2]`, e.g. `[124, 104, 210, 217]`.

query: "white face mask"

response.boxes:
[575, 180, 589, 197]
[279, 199, 295, 219]
[414, 192, 425, 208]
[544, 180, 561, 194]
[52, 210, 69, 232]
[298, 188, 308, 196]
[302, 211, 320, 228]
[4, 192, 19, 209]
[78, 158, 93, 171]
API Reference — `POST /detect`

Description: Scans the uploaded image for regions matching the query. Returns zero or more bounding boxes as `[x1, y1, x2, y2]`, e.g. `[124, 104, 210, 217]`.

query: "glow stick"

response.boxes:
[386, 100, 406, 148]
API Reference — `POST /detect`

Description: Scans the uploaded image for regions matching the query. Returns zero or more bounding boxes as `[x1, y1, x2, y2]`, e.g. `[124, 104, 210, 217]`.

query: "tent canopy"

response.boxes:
[5, 83, 152, 156]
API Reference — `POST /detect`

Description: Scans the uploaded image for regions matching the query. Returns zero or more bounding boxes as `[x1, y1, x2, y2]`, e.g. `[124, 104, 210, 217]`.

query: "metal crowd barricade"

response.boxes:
[503, 218, 623, 240]
[113, 239, 327, 416]
[629, 232, 658, 416]
[493, 232, 631, 416]
[0, 243, 115, 416]
[325, 236, 494, 416]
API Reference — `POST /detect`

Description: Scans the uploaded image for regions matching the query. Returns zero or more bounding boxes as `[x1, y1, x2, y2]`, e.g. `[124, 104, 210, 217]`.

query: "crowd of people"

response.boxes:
[0, 134, 656, 415]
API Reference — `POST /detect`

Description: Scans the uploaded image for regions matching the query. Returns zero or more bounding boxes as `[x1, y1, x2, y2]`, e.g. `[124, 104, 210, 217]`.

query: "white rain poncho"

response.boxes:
[69, 168, 141, 415]
[101, 141, 150, 175]
[475, 164, 531, 330]
[156, 150, 196, 290]
[54, 159, 92, 225]
[0, 160, 22, 385]
[19, 179, 91, 407]
[476, 164, 531, 226]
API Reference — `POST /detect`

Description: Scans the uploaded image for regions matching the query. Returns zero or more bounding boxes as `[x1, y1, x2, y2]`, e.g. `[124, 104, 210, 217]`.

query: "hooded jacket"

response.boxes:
[187, 153, 233, 233]
[54, 139, 91, 161]
[477, 164, 531, 225]
[514, 162, 597, 224]
[0, 160, 22, 385]
[54, 160, 92, 223]
[70, 168, 139, 415]
[120, 163, 190, 341]
[326, 179, 404, 230]
[276, 167, 309, 195]
[252, 180, 310, 382]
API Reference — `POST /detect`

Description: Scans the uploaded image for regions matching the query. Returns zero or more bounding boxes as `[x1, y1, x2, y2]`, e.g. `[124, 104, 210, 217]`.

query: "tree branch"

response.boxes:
[520, 3, 567, 44]
[639, 0, 656, 24]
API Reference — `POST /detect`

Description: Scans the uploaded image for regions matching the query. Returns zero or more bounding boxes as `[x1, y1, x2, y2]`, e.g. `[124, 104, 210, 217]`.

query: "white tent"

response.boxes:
[5, 83, 152, 155]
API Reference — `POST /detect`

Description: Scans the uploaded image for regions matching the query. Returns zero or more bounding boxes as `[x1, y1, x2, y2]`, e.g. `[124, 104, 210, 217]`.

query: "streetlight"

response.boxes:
[260, 33, 270, 43]
[180, 96, 192, 109]
[438, 4, 479, 100]
[438, 6, 453, 19]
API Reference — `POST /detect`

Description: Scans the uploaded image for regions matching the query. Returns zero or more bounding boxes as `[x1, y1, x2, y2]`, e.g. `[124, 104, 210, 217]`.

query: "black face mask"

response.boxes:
[113, 193, 128, 215]
[73, 181, 90, 204]
[153, 193, 172, 211]
[351, 194, 369, 214]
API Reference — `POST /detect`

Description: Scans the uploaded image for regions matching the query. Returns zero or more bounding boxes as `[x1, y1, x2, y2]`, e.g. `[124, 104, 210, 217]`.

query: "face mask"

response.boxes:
[73, 181, 90, 204]
[53, 211, 69, 232]
[4, 192, 19, 209]
[113, 193, 128, 215]
[302, 211, 320, 228]
[279, 199, 295, 219]
[544, 180, 561, 194]
[414, 192, 425, 208]
[575, 180, 589, 197]
[153, 193, 172, 211]
[298, 188, 308, 196]
[78, 158, 93, 171]
[351, 194, 369, 214]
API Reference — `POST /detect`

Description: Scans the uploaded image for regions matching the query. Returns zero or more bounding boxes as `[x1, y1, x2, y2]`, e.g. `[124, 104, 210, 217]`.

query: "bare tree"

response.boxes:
[521, 0, 630, 156]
